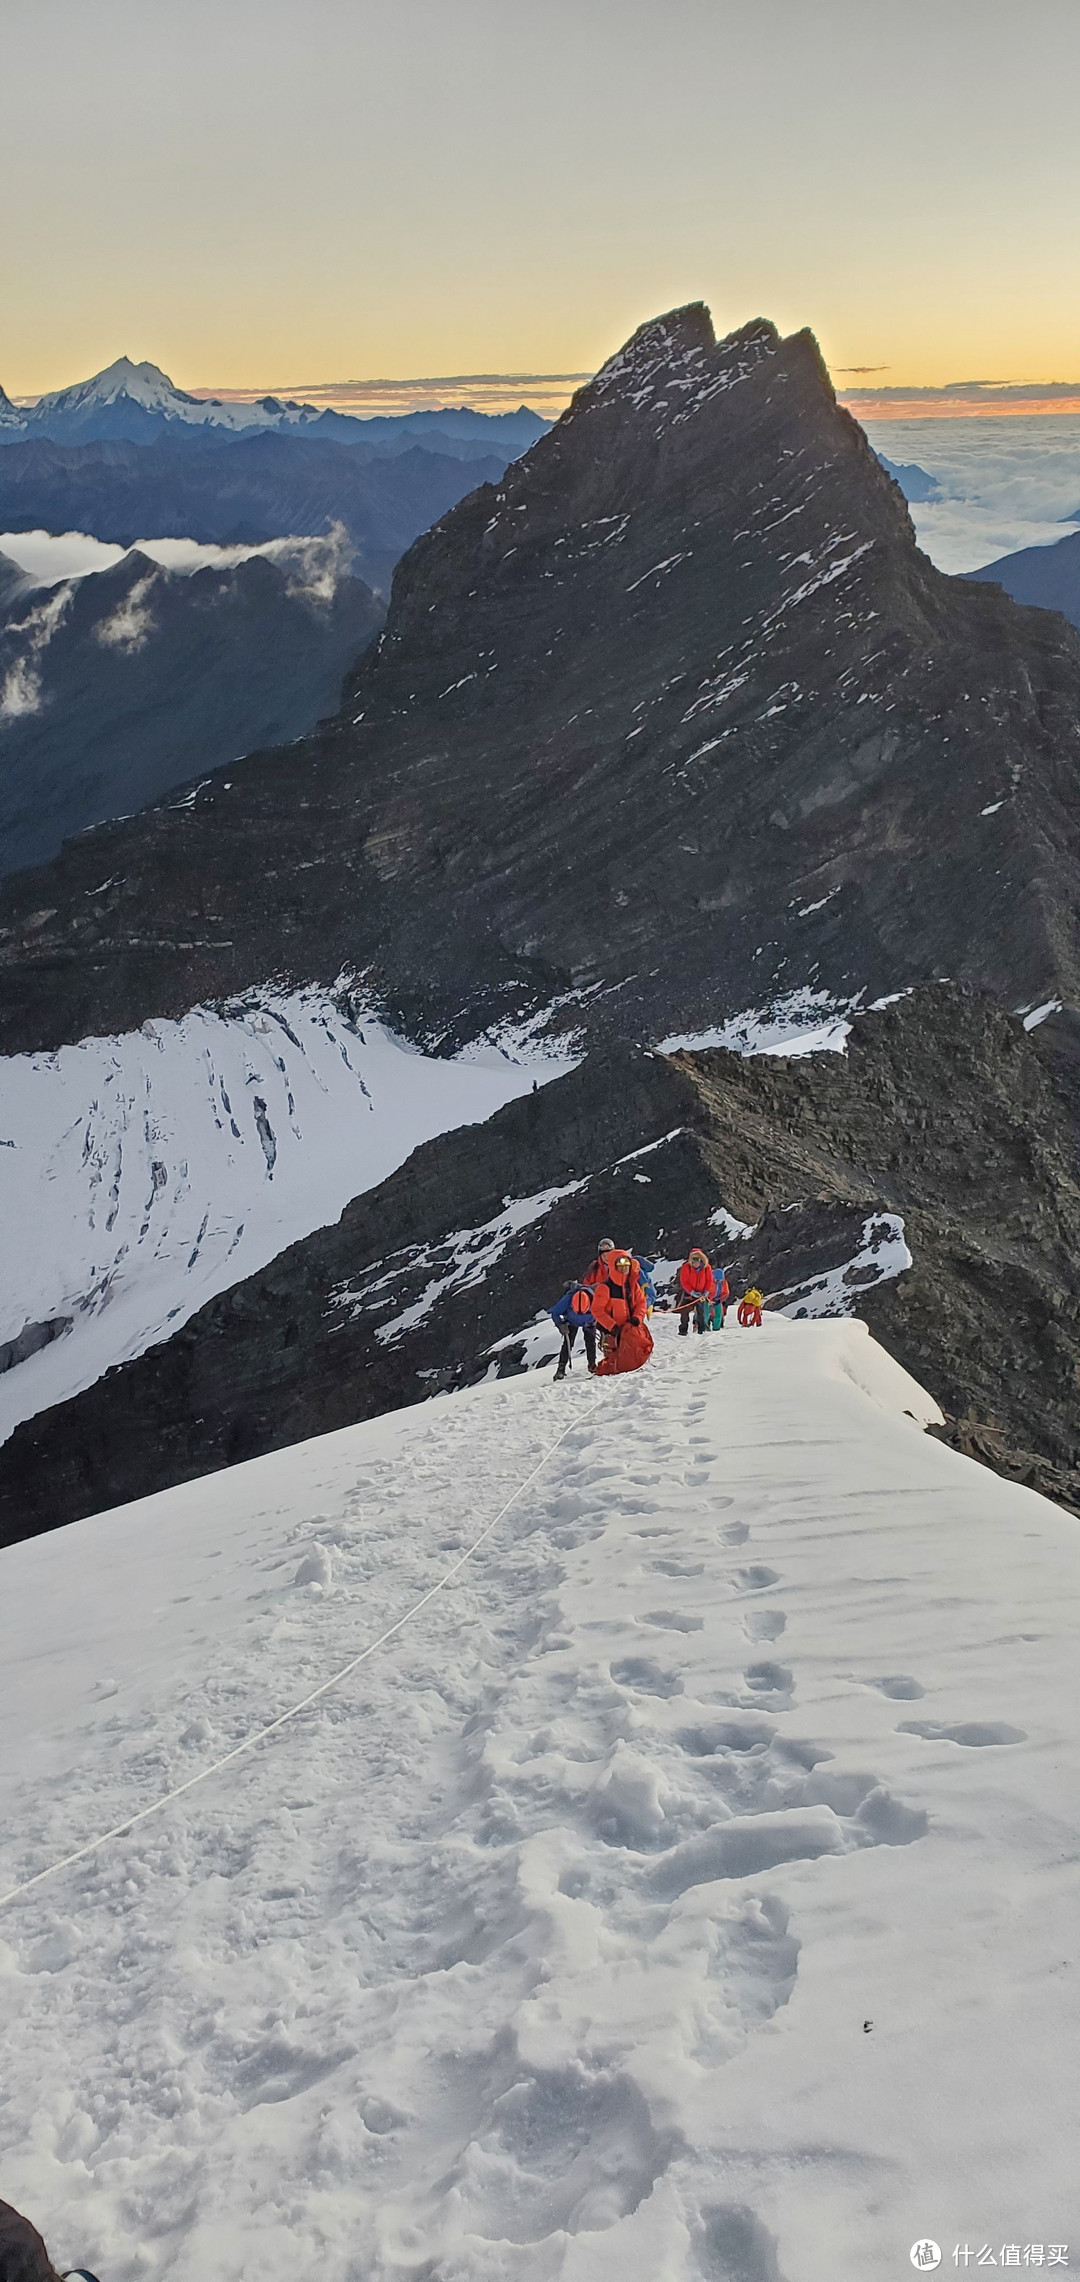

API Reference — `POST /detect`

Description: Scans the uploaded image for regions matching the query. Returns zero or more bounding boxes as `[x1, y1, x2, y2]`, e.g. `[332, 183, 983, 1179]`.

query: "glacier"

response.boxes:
[0, 986, 565, 1444]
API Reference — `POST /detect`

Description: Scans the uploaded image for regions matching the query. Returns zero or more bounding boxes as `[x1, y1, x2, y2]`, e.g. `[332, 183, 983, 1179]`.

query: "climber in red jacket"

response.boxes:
[675, 1247, 717, 1336]
[591, 1251, 653, 1374]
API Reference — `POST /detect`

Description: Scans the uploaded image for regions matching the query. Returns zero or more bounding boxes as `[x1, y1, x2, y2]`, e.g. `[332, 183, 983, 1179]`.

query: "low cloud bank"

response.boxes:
[867, 413, 1080, 571]
[0, 524, 354, 597]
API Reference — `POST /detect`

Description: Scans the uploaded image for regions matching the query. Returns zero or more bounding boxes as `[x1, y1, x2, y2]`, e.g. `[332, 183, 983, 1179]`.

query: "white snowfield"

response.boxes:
[0, 989, 557, 1444]
[2, 1315, 1077, 2281]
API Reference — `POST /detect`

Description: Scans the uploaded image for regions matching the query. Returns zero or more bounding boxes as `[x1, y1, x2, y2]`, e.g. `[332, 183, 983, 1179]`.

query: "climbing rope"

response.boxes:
[0, 1401, 594, 1915]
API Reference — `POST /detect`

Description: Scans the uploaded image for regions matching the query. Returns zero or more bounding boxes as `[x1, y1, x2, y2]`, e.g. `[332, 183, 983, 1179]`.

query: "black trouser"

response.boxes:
[555, 1321, 597, 1376]
[678, 1300, 708, 1335]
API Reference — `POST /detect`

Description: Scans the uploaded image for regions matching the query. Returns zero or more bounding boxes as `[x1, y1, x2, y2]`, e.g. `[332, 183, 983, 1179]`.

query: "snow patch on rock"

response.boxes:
[661, 986, 859, 1058]
[773, 1212, 913, 1319]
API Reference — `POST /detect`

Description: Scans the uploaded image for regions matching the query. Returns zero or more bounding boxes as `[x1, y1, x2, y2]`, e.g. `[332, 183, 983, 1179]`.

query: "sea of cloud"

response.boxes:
[864, 412, 1080, 572]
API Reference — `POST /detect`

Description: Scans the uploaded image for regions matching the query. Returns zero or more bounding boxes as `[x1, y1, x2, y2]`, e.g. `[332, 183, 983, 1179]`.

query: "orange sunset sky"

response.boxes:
[2, 0, 1079, 409]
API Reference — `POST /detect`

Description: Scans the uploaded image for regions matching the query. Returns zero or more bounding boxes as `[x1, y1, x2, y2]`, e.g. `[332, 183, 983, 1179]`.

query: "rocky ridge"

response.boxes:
[0, 544, 384, 875]
[5, 987, 1080, 1542]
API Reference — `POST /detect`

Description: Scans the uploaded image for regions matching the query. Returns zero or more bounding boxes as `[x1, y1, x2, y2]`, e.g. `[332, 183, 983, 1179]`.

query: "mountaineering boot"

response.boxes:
[678, 1311, 690, 1336]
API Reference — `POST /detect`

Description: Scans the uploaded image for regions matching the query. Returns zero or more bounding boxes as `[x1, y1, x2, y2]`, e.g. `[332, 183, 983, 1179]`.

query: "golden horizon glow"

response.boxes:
[839, 391, 1080, 421]
[12, 369, 1080, 428]
[3, 1, 1079, 404]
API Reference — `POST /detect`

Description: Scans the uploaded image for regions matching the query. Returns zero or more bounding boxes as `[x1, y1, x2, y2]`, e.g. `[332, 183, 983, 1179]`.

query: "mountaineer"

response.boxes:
[591, 1250, 653, 1375]
[675, 1247, 718, 1335]
[584, 1237, 656, 1306]
[550, 1283, 598, 1379]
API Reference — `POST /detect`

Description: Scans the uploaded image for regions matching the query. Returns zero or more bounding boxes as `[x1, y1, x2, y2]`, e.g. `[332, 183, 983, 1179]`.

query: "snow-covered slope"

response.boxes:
[1, 1316, 1076, 2279]
[0, 988, 563, 1442]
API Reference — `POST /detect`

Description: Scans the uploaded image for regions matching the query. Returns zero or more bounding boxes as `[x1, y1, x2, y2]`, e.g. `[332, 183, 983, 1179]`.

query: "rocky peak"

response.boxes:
[574, 304, 779, 437]
[3, 303, 1080, 1060]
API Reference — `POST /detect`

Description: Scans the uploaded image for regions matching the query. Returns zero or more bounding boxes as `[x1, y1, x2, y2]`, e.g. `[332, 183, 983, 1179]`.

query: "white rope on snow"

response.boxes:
[0, 1400, 594, 1914]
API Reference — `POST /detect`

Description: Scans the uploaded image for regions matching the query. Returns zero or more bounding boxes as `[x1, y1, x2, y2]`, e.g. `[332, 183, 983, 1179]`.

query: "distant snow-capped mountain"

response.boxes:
[0, 358, 551, 456]
[8, 356, 324, 444]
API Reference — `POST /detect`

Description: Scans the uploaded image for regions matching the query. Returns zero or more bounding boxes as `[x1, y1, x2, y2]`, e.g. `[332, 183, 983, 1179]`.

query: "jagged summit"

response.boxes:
[3, 302, 1080, 1059]
[573, 304, 779, 434]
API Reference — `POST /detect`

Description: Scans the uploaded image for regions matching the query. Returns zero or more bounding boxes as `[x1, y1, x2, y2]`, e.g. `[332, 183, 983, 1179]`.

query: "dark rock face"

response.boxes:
[0, 547, 384, 876]
[5, 987, 1080, 1544]
[0, 434, 509, 600]
[4, 305, 1080, 1057]
[965, 526, 1080, 634]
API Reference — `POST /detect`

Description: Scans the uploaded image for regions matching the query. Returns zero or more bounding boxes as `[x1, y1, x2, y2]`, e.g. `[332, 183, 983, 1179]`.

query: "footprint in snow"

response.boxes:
[744, 1610, 786, 1642]
[739, 1661, 790, 1716]
[641, 1609, 705, 1633]
[872, 1675, 925, 1700]
[898, 1718, 1027, 1747]
[742, 1660, 794, 1696]
[736, 1565, 780, 1591]
[650, 1557, 705, 1577]
[453, 2062, 671, 2244]
[610, 1655, 684, 1697]
[699, 2202, 787, 2282]
[677, 1716, 776, 1757]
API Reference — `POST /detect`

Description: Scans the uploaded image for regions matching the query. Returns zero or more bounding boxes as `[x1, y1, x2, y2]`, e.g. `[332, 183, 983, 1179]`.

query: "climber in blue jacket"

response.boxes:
[634, 1254, 658, 1307]
[550, 1284, 598, 1379]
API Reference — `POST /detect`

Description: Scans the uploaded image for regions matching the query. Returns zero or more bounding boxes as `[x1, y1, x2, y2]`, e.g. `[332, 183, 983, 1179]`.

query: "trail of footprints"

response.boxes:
[399, 1388, 916, 2272]
[308, 1384, 1026, 2275]
[429, 1379, 1030, 2274]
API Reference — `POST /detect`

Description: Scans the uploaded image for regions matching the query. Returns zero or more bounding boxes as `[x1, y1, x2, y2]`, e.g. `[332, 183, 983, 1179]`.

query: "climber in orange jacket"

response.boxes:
[675, 1247, 717, 1336]
[591, 1251, 653, 1374]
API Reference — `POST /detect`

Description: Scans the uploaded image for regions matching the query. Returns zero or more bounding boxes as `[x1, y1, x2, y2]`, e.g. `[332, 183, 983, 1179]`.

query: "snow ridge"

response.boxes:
[2, 1321, 1076, 2277]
